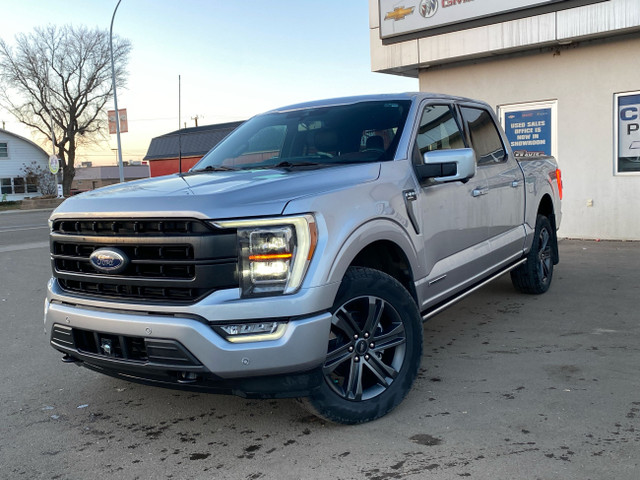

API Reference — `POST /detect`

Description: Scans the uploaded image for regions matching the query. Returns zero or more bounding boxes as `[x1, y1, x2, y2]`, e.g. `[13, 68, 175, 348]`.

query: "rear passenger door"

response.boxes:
[459, 105, 526, 265]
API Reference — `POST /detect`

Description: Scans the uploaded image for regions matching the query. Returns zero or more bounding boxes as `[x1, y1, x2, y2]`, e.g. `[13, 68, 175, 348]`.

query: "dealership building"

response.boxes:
[370, 0, 640, 240]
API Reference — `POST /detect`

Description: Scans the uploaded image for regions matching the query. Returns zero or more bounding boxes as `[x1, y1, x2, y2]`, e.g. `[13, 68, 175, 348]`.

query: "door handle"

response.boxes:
[472, 187, 489, 197]
[511, 180, 521, 188]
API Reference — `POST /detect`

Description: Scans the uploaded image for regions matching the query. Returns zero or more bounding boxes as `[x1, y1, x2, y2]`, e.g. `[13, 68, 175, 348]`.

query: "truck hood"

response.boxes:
[52, 163, 381, 220]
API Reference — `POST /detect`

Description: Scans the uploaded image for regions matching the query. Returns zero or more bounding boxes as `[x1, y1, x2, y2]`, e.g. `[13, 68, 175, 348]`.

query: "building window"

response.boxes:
[13, 177, 25, 194]
[1, 177, 39, 195]
[26, 176, 38, 193]
[0, 142, 7, 158]
[615, 91, 640, 175]
[498, 100, 557, 160]
[1, 178, 12, 194]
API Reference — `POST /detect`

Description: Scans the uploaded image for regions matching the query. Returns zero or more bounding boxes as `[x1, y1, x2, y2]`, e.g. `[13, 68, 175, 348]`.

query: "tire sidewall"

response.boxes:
[309, 267, 423, 424]
[511, 214, 554, 294]
[531, 214, 553, 292]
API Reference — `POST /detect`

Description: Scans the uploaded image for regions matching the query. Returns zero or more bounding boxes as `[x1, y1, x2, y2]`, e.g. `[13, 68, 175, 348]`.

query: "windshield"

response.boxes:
[192, 100, 412, 171]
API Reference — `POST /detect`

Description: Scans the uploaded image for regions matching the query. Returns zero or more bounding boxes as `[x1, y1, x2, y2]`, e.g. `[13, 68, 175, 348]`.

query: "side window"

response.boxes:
[460, 107, 506, 165]
[413, 104, 465, 165]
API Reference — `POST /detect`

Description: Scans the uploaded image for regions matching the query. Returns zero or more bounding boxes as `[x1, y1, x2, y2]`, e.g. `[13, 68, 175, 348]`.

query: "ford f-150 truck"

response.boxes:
[45, 93, 562, 424]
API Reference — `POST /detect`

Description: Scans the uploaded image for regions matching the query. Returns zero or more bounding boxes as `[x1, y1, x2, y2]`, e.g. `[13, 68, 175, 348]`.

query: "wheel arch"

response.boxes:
[326, 219, 420, 305]
[537, 194, 559, 264]
[537, 193, 554, 218]
[350, 240, 418, 304]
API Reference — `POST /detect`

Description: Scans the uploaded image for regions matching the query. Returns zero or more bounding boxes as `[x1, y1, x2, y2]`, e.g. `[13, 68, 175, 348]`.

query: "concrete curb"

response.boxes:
[0, 207, 56, 215]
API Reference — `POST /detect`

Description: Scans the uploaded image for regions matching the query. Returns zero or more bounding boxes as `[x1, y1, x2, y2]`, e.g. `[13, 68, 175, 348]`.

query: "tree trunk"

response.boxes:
[58, 148, 75, 196]
[62, 164, 75, 195]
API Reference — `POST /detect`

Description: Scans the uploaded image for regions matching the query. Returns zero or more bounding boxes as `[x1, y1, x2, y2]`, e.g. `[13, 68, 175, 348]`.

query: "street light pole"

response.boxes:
[110, 0, 125, 184]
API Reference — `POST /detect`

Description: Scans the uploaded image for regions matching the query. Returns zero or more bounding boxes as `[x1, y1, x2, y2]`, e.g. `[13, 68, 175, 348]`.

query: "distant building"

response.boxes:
[0, 128, 49, 200]
[71, 164, 150, 193]
[143, 121, 244, 177]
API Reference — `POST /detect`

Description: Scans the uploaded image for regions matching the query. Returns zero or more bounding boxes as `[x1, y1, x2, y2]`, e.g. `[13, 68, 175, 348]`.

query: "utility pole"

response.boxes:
[178, 75, 182, 174]
[110, 0, 125, 184]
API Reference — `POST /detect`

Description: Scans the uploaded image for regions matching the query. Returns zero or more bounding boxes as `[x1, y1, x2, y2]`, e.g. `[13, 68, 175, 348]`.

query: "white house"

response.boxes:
[0, 128, 49, 201]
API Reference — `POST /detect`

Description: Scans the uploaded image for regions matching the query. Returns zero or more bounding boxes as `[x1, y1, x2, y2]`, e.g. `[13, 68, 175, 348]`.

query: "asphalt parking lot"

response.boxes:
[1, 210, 639, 479]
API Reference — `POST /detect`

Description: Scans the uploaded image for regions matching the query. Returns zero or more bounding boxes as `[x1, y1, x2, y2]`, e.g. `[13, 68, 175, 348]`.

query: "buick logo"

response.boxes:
[89, 248, 128, 274]
[419, 0, 438, 18]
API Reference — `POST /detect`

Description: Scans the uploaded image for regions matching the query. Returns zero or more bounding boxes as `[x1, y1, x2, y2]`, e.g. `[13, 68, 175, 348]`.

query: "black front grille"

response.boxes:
[57, 278, 207, 302]
[51, 218, 238, 304]
[53, 243, 196, 279]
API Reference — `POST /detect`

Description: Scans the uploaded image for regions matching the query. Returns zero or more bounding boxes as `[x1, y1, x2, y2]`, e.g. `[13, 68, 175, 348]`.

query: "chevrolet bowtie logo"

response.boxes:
[384, 6, 415, 21]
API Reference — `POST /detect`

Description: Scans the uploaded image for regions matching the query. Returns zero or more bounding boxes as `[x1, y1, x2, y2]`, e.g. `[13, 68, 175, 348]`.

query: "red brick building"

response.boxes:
[143, 121, 244, 177]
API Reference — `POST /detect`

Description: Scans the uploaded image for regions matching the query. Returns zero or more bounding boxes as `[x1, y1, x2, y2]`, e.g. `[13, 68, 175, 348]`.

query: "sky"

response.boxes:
[0, 0, 417, 166]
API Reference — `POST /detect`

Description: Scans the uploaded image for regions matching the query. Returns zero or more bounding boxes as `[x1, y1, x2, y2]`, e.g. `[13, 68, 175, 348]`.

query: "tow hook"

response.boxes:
[61, 353, 79, 363]
[177, 372, 199, 384]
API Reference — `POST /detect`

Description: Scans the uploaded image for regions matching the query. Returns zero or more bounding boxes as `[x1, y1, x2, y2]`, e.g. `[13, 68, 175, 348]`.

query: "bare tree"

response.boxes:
[0, 25, 131, 194]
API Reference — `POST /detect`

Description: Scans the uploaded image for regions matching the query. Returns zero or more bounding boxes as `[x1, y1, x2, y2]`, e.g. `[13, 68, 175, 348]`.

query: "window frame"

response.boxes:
[411, 101, 467, 166]
[13, 177, 25, 194]
[0, 142, 8, 158]
[498, 100, 558, 160]
[459, 105, 508, 166]
[0, 176, 41, 195]
[614, 90, 640, 176]
[1, 178, 13, 194]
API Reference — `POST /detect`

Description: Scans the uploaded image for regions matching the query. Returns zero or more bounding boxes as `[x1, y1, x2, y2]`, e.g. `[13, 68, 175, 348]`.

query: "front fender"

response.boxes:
[325, 218, 421, 288]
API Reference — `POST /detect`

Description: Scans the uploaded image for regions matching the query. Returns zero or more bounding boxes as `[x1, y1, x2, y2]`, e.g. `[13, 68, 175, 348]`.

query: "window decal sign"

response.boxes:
[616, 92, 640, 174]
[503, 108, 552, 157]
[498, 100, 557, 160]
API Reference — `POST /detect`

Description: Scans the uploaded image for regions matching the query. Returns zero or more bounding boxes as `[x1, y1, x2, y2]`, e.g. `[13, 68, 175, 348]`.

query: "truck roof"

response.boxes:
[267, 92, 483, 114]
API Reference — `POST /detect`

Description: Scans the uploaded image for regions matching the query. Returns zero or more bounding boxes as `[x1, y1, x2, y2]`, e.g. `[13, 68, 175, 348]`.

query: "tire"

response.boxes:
[301, 267, 423, 424]
[511, 214, 555, 294]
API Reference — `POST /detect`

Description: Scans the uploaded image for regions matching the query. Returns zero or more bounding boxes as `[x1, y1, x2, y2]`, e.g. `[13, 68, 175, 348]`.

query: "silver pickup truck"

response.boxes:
[45, 93, 562, 424]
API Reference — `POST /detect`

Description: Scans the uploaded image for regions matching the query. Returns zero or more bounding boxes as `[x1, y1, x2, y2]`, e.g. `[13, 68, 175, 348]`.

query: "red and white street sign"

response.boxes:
[108, 109, 128, 134]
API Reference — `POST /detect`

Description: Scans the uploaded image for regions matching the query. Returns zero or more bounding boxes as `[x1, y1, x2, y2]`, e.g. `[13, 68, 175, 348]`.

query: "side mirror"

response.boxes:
[415, 148, 476, 183]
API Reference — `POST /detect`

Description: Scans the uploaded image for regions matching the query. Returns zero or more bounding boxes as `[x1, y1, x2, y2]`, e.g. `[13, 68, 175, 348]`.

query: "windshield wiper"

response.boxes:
[272, 160, 323, 168]
[189, 165, 237, 173]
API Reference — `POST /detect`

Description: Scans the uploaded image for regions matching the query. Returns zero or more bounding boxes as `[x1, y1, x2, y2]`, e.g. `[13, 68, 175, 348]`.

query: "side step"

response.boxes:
[421, 258, 526, 321]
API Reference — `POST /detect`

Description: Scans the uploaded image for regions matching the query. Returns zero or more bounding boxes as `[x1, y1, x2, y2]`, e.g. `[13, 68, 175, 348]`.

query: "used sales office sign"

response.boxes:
[380, 0, 576, 39]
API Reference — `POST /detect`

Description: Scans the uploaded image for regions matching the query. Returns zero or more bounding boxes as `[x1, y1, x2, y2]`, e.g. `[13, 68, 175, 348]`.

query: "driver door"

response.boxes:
[411, 102, 491, 310]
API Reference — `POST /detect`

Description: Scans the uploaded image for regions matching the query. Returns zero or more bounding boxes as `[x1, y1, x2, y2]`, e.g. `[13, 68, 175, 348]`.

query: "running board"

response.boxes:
[421, 258, 527, 322]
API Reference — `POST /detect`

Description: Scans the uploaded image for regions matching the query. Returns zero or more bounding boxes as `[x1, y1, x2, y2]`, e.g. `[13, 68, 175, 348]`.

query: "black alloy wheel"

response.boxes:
[511, 214, 556, 294]
[301, 267, 422, 424]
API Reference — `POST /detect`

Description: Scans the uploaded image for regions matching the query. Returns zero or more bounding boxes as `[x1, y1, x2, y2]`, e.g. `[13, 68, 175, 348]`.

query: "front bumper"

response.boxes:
[44, 295, 332, 396]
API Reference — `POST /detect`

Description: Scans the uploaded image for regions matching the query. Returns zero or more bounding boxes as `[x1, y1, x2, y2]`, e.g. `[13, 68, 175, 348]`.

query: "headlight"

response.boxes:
[212, 214, 317, 297]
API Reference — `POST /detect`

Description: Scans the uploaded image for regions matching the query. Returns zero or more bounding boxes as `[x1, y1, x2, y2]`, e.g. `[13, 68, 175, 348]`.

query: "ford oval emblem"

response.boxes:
[89, 248, 129, 274]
